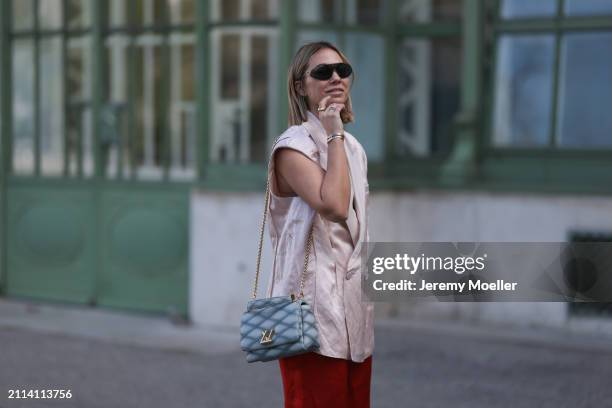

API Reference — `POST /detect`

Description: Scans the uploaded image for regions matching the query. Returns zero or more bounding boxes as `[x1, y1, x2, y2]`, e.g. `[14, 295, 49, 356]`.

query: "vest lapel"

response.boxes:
[345, 177, 359, 247]
[344, 139, 365, 257]
[302, 112, 363, 252]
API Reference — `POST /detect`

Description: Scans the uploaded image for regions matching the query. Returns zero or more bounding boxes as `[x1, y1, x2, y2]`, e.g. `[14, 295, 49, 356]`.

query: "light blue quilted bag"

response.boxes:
[240, 177, 320, 363]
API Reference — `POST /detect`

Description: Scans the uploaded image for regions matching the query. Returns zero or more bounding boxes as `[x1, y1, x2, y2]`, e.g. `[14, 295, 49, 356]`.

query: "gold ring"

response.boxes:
[317, 106, 325, 112]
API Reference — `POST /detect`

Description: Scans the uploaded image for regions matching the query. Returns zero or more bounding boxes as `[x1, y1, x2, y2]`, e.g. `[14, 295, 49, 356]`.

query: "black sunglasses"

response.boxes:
[306, 63, 353, 81]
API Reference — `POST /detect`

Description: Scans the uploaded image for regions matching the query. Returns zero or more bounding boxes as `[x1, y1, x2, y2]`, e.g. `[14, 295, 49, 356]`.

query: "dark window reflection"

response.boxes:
[398, 0, 462, 23]
[221, 35, 240, 99]
[558, 32, 612, 148]
[493, 35, 555, 147]
[250, 36, 269, 162]
[397, 37, 461, 157]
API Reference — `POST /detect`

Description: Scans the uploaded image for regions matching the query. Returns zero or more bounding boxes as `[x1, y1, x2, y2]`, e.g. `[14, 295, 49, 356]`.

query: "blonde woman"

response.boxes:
[265, 41, 374, 407]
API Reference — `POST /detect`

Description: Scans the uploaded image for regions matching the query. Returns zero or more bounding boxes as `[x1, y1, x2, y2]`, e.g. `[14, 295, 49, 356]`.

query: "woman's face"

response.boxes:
[300, 48, 351, 112]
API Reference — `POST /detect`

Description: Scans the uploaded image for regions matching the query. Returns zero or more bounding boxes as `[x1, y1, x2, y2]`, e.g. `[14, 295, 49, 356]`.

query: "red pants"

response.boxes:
[278, 352, 372, 408]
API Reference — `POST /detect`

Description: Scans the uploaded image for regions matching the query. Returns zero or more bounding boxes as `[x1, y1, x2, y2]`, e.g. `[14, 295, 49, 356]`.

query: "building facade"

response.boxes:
[1, 0, 612, 331]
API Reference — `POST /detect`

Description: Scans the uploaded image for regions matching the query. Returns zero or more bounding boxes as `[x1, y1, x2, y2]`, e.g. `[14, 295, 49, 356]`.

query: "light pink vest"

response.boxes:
[265, 111, 374, 363]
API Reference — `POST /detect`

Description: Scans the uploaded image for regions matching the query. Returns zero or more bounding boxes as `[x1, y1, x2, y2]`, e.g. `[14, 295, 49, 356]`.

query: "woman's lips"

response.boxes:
[326, 89, 344, 94]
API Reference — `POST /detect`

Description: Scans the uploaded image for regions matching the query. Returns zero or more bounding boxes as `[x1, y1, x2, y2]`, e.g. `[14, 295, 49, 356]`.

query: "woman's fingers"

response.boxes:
[318, 95, 332, 110]
[318, 100, 345, 135]
[320, 103, 345, 135]
[324, 103, 345, 117]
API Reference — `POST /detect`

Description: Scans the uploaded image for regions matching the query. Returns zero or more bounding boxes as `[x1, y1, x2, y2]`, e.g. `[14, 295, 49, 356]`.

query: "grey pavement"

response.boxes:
[1, 298, 612, 408]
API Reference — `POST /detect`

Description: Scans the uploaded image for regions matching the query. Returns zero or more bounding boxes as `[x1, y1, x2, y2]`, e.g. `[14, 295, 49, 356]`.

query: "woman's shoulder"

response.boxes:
[273, 124, 314, 147]
[272, 124, 318, 160]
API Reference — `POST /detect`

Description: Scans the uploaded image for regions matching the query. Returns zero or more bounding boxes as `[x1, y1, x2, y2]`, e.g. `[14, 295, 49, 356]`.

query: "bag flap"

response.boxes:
[240, 298, 302, 351]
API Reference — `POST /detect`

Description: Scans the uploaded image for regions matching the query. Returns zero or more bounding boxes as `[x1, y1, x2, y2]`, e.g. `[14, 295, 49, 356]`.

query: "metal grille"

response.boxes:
[568, 230, 612, 318]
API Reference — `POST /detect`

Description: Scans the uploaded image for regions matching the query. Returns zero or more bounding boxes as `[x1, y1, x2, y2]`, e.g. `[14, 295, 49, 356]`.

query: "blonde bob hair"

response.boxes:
[287, 41, 355, 127]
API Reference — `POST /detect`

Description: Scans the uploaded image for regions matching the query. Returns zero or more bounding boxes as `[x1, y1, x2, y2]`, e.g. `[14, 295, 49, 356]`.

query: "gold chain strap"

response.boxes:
[252, 173, 314, 301]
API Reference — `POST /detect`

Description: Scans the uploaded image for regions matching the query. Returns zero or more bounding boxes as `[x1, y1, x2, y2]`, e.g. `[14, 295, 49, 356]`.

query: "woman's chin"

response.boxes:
[327, 95, 347, 104]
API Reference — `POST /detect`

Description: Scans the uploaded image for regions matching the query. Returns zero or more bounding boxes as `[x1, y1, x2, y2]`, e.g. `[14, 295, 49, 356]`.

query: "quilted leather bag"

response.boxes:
[240, 173, 320, 363]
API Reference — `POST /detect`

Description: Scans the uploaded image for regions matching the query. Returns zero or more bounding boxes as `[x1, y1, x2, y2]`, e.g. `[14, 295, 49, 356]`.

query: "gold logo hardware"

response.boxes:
[260, 328, 275, 345]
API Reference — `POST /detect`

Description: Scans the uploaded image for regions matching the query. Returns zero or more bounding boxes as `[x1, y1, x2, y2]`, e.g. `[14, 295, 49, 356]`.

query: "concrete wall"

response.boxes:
[190, 189, 612, 332]
[190, 190, 274, 328]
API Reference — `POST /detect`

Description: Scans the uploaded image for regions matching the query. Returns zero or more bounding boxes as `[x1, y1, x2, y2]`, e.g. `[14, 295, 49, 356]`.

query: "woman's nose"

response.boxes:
[329, 70, 341, 82]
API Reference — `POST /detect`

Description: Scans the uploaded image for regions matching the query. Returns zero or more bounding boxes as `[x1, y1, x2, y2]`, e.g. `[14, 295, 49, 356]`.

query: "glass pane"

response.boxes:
[66, 107, 92, 177]
[169, 34, 196, 180]
[346, 0, 386, 25]
[169, 0, 196, 24]
[106, 0, 147, 26]
[67, 0, 93, 29]
[211, 0, 279, 21]
[221, 0, 240, 20]
[67, 37, 92, 101]
[249, 36, 269, 162]
[105, 35, 129, 102]
[295, 30, 340, 51]
[565, 0, 612, 16]
[252, 0, 272, 19]
[134, 45, 148, 177]
[344, 33, 385, 162]
[398, 0, 462, 23]
[12, 40, 35, 174]
[500, 0, 557, 19]
[221, 34, 240, 99]
[106, 0, 129, 26]
[153, 0, 169, 24]
[180, 44, 195, 101]
[105, 35, 130, 178]
[39, 0, 63, 29]
[105, 32, 179, 180]
[67, 36, 92, 176]
[40, 38, 65, 175]
[493, 35, 555, 147]
[13, 0, 34, 31]
[133, 0, 146, 25]
[210, 29, 279, 163]
[397, 37, 461, 157]
[298, 0, 343, 23]
[256, 0, 280, 19]
[66, 108, 80, 175]
[557, 32, 612, 148]
[136, 41, 165, 179]
[82, 108, 94, 176]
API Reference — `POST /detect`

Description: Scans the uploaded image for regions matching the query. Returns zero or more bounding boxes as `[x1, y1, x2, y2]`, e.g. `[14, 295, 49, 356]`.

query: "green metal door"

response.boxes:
[0, 0, 194, 315]
[5, 184, 189, 315]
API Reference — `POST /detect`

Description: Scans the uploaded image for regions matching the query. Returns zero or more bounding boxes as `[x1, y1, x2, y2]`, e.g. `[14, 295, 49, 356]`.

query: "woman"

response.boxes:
[264, 41, 374, 407]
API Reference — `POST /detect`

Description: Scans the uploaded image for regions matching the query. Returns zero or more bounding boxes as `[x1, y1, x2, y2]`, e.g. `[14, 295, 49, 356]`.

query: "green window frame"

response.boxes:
[198, 0, 282, 189]
[488, 0, 612, 151]
[2, 0, 611, 194]
[0, 0, 201, 183]
[478, 0, 612, 194]
[0, 1, 474, 190]
[284, 0, 469, 191]
[100, 0, 198, 182]
[199, 0, 479, 191]
[3, 0, 95, 178]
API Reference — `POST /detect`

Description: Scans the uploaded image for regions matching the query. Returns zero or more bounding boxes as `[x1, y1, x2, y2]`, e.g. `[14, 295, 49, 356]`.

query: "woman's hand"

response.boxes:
[317, 95, 345, 137]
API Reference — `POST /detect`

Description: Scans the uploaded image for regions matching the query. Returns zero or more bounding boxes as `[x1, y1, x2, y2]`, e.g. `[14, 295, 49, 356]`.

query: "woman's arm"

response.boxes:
[275, 137, 350, 223]
[275, 96, 351, 222]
